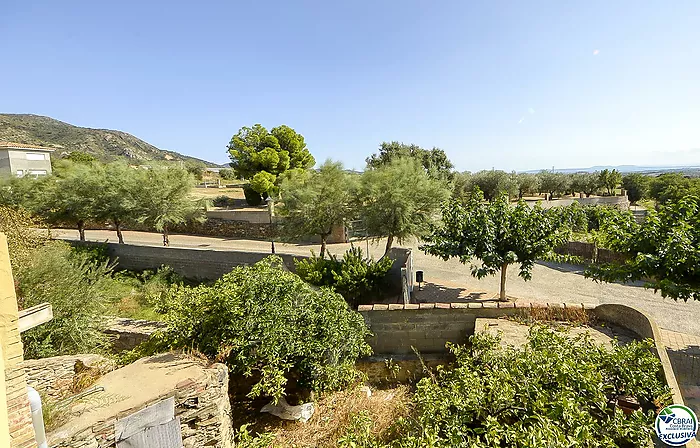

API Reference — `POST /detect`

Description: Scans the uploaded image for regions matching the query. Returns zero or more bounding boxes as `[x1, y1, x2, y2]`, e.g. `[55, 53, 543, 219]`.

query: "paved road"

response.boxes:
[54, 229, 700, 337]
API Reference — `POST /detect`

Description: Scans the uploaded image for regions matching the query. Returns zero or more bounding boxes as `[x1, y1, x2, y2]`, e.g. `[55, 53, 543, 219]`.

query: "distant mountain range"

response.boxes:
[0, 114, 222, 167]
[524, 164, 700, 175]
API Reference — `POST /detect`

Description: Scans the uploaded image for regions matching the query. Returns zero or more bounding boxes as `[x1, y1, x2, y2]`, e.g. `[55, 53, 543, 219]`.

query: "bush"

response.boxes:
[243, 185, 263, 206]
[218, 168, 235, 180]
[296, 247, 393, 307]
[153, 256, 371, 401]
[399, 327, 671, 447]
[212, 195, 235, 208]
[18, 242, 116, 358]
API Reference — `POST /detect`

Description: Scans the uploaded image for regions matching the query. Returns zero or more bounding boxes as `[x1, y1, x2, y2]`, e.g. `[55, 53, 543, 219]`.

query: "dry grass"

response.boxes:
[190, 186, 245, 200]
[232, 385, 411, 447]
[511, 305, 594, 326]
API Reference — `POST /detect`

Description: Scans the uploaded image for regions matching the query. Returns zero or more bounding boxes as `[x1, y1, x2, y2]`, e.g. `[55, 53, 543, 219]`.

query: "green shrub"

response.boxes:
[295, 246, 393, 307]
[243, 185, 263, 206]
[153, 256, 371, 401]
[401, 327, 671, 447]
[18, 242, 116, 358]
[218, 168, 236, 180]
[212, 195, 234, 208]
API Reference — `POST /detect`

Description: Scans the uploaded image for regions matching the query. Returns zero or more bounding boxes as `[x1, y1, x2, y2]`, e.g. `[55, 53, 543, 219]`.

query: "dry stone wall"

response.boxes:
[49, 359, 233, 448]
[22, 354, 115, 401]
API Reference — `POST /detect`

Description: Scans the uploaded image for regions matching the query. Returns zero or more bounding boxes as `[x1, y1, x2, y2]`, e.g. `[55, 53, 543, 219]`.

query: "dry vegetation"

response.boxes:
[232, 385, 411, 447]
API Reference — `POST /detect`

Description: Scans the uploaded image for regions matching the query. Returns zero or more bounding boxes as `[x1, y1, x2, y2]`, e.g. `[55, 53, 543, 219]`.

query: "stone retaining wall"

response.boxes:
[104, 318, 167, 352]
[22, 355, 115, 401]
[49, 358, 233, 448]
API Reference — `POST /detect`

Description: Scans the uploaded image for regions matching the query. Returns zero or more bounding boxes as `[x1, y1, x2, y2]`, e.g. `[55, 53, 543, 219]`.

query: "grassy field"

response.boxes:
[190, 186, 245, 200]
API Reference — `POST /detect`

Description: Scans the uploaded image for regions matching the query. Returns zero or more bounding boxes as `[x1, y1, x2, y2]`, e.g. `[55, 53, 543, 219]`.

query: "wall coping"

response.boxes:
[358, 302, 597, 311]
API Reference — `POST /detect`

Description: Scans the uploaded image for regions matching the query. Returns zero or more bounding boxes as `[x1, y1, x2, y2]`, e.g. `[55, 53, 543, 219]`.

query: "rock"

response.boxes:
[260, 397, 315, 423]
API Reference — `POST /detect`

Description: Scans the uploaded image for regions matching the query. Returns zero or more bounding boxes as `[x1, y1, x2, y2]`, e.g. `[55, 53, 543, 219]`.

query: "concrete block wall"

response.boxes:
[71, 241, 303, 280]
[358, 302, 530, 355]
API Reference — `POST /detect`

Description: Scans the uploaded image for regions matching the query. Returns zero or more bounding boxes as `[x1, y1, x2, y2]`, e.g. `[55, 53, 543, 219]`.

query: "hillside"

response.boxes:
[0, 114, 220, 166]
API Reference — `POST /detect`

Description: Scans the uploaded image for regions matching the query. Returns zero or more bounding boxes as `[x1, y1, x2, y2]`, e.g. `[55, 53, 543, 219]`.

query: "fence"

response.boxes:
[554, 241, 628, 264]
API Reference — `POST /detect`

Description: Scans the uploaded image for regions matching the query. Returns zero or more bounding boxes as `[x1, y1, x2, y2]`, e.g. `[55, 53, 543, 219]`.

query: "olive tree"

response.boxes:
[279, 160, 355, 257]
[357, 157, 450, 255]
[366, 141, 455, 182]
[422, 191, 572, 301]
[586, 195, 700, 301]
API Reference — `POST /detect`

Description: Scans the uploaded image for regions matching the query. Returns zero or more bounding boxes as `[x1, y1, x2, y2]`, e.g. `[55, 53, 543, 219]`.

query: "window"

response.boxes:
[16, 170, 23, 177]
[26, 153, 46, 161]
[28, 170, 47, 176]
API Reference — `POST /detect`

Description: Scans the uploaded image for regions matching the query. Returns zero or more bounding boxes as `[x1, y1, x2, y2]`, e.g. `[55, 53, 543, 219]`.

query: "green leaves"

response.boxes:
[154, 256, 372, 401]
[227, 123, 314, 180]
[296, 246, 393, 307]
[586, 195, 700, 301]
[405, 327, 670, 447]
[357, 157, 450, 253]
[422, 193, 572, 299]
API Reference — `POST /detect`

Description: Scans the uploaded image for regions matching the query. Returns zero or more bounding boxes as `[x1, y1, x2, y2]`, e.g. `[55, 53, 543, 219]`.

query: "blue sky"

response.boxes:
[2, 1, 699, 171]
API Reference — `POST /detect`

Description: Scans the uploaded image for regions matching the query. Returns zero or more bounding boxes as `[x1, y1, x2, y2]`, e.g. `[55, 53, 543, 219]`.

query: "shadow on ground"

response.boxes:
[412, 282, 500, 304]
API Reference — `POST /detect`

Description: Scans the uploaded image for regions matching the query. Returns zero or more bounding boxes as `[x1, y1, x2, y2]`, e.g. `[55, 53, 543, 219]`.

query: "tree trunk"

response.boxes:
[320, 235, 327, 258]
[499, 263, 508, 301]
[114, 220, 124, 244]
[77, 220, 85, 241]
[384, 235, 394, 255]
[162, 225, 169, 246]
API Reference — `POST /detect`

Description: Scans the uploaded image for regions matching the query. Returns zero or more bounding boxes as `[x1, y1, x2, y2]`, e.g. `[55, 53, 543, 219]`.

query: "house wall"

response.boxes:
[0, 233, 36, 448]
[0, 149, 52, 177]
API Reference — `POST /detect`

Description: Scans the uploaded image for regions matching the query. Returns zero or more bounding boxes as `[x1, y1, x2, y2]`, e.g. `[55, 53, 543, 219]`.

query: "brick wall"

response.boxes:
[71, 241, 304, 280]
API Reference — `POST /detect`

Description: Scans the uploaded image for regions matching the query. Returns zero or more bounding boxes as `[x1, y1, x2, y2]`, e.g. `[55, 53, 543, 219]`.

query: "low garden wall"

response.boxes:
[359, 302, 686, 408]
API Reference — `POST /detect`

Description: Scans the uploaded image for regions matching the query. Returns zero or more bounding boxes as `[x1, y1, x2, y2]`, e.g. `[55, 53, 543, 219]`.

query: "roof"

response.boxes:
[0, 141, 55, 151]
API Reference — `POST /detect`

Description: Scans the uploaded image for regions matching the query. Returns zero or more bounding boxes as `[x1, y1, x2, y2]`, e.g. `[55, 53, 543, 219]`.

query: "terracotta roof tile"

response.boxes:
[0, 141, 55, 151]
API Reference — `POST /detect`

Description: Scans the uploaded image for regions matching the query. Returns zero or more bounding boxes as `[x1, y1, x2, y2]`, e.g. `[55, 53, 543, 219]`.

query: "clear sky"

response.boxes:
[2, 1, 699, 171]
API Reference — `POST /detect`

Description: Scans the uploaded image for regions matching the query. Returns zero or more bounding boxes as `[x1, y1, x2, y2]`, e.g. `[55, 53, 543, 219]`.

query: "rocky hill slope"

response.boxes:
[0, 114, 219, 166]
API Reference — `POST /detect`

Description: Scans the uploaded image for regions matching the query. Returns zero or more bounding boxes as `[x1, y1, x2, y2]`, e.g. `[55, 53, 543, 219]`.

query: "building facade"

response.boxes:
[0, 142, 53, 177]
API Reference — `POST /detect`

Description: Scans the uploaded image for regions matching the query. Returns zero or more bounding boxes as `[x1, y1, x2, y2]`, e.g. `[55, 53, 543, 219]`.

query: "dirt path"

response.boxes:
[54, 229, 700, 337]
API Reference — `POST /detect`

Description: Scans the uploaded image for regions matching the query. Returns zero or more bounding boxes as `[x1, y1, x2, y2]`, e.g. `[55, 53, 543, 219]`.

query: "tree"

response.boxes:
[468, 170, 518, 201]
[537, 170, 569, 199]
[649, 173, 700, 204]
[422, 191, 572, 301]
[249, 171, 277, 196]
[586, 195, 700, 301]
[218, 168, 235, 180]
[93, 163, 140, 244]
[357, 157, 450, 254]
[571, 172, 600, 197]
[32, 162, 101, 241]
[135, 166, 204, 246]
[279, 160, 355, 257]
[65, 151, 97, 164]
[622, 173, 650, 204]
[598, 169, 622, 196]
[515, 173, 541, 199]
[227, 124, 315, 180]
[184, 160, 207, 181]
[366, 141, 455, 182]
